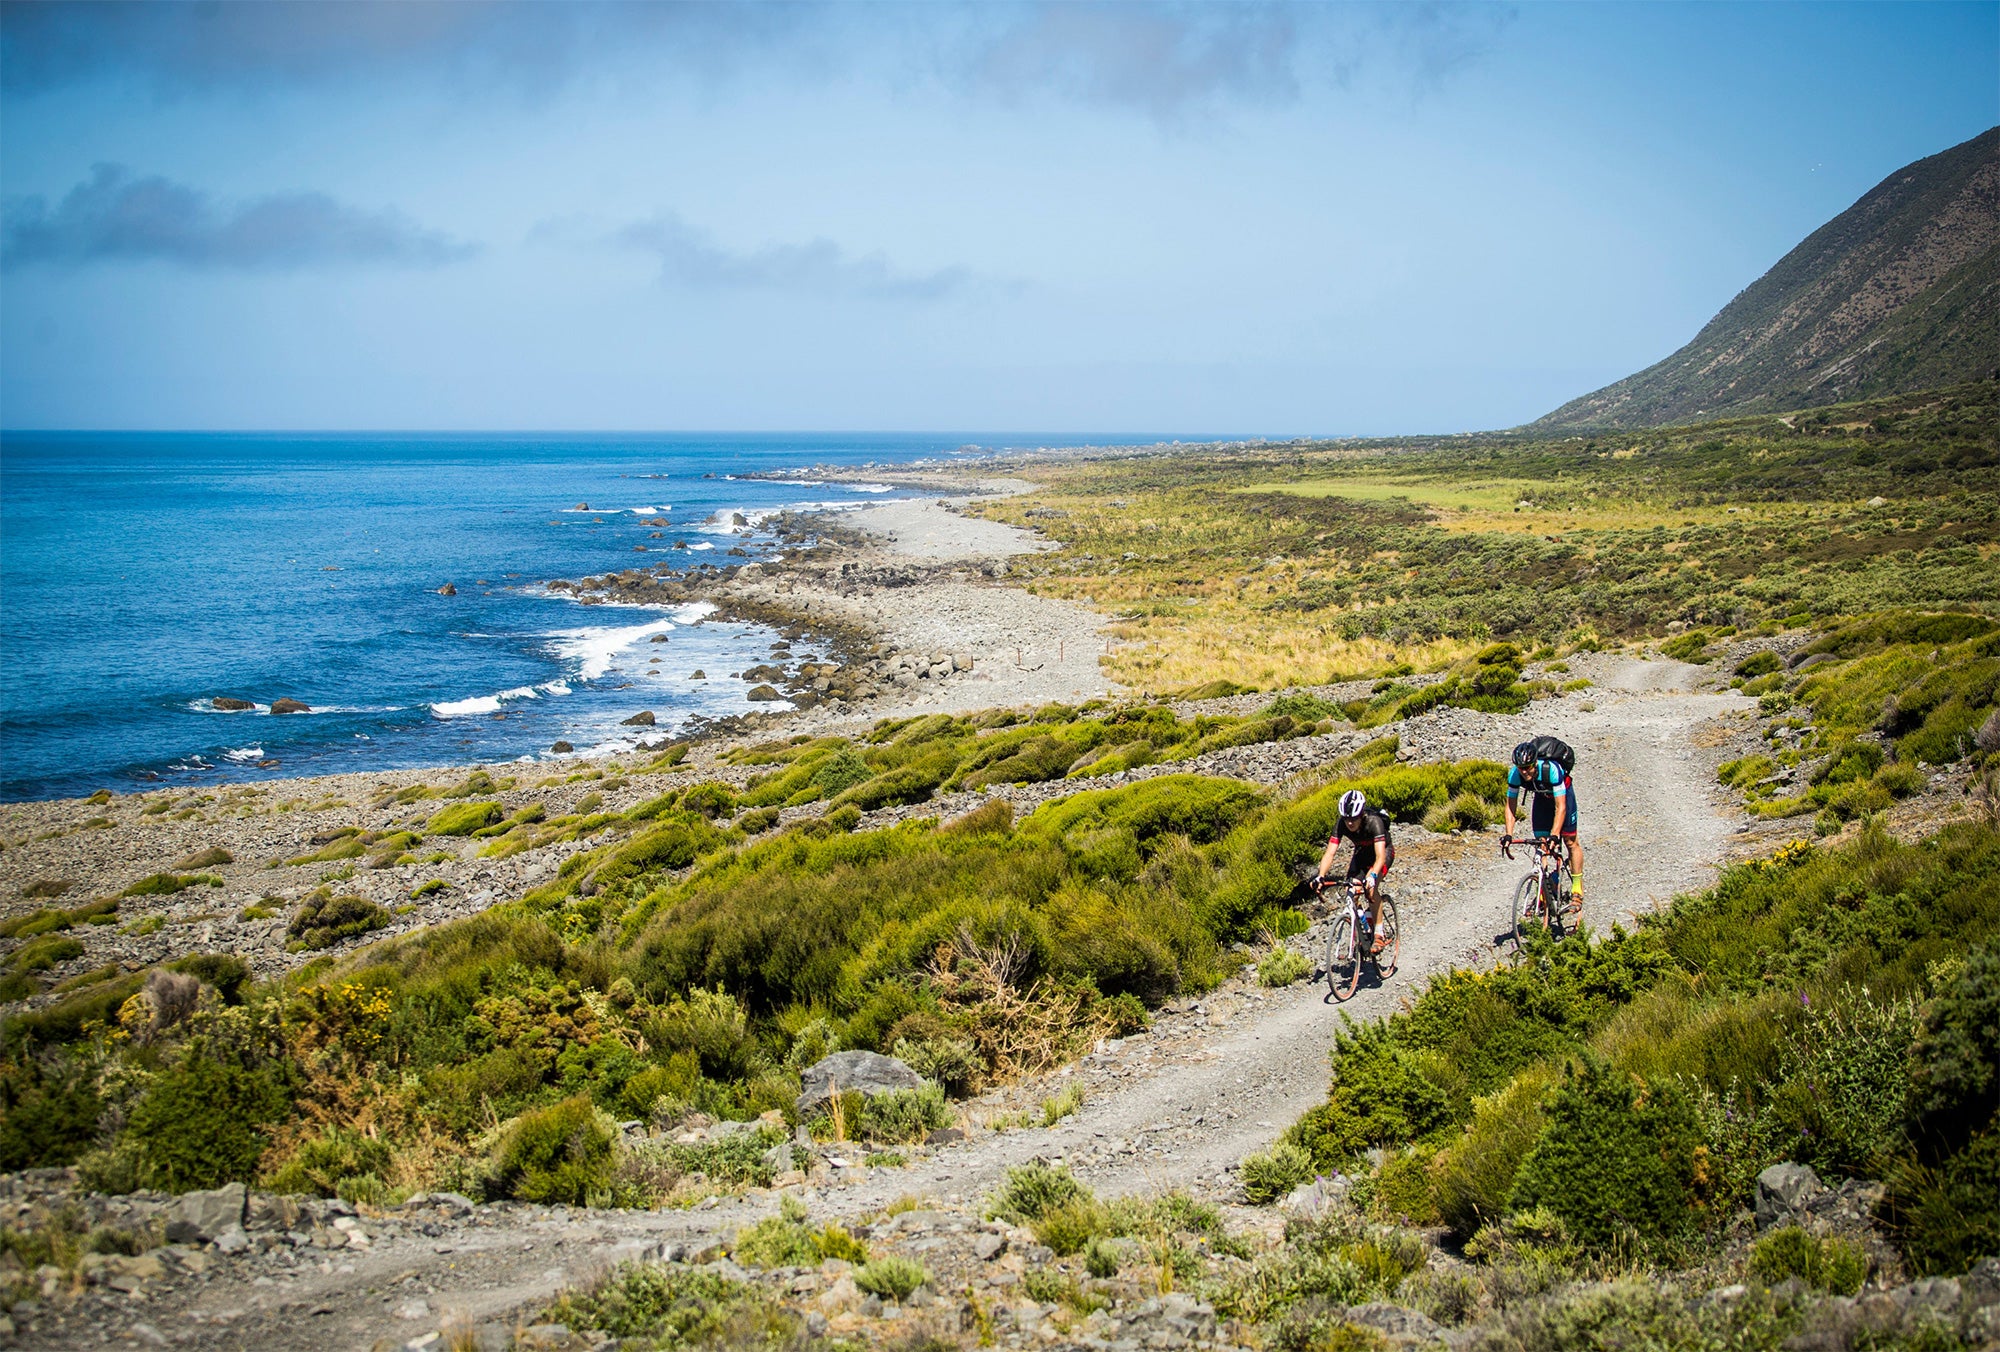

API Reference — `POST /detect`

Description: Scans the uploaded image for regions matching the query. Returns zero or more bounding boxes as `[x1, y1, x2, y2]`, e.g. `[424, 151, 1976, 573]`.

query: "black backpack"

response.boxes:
[1531, 734, 1575, 776]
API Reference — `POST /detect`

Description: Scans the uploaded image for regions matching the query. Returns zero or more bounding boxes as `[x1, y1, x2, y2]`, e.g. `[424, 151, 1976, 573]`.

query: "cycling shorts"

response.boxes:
[1345, 842, 1395, 881]
[1531, 789, 1580, 838]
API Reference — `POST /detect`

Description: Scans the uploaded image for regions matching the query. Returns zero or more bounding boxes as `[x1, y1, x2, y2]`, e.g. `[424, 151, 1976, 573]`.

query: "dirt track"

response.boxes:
[25, 659, 1757, 1351]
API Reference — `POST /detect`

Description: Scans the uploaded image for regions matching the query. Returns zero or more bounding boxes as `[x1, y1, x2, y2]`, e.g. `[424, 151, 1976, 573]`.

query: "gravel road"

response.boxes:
[12, 660, 1759, 1351]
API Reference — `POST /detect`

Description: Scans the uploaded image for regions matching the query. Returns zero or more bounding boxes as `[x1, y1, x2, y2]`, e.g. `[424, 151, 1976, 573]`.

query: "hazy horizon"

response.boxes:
[3, 1, 1995, 435]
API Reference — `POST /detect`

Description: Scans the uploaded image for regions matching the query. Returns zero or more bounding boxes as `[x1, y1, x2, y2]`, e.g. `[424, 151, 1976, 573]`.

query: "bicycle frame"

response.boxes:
[1314, 875, 1399, 1001]
[1503, 835, 1571, 944]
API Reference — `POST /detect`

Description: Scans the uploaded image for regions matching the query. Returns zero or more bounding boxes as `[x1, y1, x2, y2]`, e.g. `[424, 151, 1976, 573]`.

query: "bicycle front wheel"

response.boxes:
[1373, 897, 1400, 978]
[1326, 915, 1361, 1001]
[1511, 874, 1540, 948]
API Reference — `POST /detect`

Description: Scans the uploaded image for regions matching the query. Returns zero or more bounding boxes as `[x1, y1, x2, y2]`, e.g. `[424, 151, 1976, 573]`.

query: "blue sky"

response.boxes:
[1, 1, 1994, 434]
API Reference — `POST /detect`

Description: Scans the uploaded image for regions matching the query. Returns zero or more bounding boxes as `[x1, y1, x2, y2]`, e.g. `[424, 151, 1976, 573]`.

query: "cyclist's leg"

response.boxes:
[1561, 789, 1582, 909]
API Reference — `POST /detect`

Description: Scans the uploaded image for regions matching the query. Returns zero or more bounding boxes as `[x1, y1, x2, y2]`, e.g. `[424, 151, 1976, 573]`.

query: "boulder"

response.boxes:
[550, 741, 574, 753]
[437, 583, 458, 596]
[164, 1182, 246, 1244]
[796, 1050, 926, 1115]
[1345, 1303, 1442, 1346]
[952, 652, 974, 672]
[268, 698, 311, 715]
[211, 697, 254, 711]
[650, 633, 669, 643]
[1756, 1161, 1826, 1230]
[621, 711, 656, 726]
[746, 684, 783, 702]
[689, 670, 706, 680]
[1977, 709, 2000, 754]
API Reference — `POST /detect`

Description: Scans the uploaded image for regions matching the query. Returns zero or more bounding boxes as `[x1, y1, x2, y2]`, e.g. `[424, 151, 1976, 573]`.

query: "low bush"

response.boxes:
[1259, 946, 1310, 988]
[1242, 1140, 1314, 1204]
[488, 1095, 616, 1204]
[854, 1255, 929, 1302]
[425, 801, 505, 836]
[1748, 1225, 1867, 1294]
[540, 1263, 765, 1345]
[733, 1195, 821, 1268]
[986, 1159, 1088, 1223]
[287, 893, 390, 950]
[118, 873, 221, 897]
[1508, 1057, 1709, 1255]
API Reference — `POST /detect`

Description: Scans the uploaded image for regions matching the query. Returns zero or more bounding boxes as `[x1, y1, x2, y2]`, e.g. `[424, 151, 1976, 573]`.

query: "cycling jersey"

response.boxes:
[1330, 807, 1396, 880]
[1508, 763, 1580, 838]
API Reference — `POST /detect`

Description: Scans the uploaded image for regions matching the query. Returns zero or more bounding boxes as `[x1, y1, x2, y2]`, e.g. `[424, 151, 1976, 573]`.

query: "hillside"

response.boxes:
[1537, 127, 2000, 430]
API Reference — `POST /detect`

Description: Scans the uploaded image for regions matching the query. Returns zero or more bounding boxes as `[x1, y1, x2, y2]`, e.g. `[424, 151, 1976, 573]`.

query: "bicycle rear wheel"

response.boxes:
[1511, 874, 1541, 948]
[1372, 897, 1400, 978]
[1325, 915, 1361, 1001]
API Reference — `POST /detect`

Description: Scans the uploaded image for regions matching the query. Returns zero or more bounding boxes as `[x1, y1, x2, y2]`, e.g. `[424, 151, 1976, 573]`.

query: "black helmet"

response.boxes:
[1512, 741, 1537, 772]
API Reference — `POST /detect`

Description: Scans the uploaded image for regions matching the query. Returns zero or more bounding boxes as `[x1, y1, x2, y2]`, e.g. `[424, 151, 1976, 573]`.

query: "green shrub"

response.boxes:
[734, 1195, 820, 1268]
[118, 873, 221, 897]
[425, 801, 505, 836]
[1906, 940, 2000, 1158]
[166, 953, 251, 1003]
[1242, 1140, 1314, 1204]
[986, 1160, 1088, 1223]
[125, 1054, 293, 1192]
[176, 847, 234, 869]
[1259, 946, 1310, 988]
[1422, 792, 1492, 834]
[853, 1084, 952, 1144]
[1748, 1225, 1867, 1294]
[287, 894, 390, 950]
[541, 1263, 758, 1344]
[854, 1255, 929, 1302]
[1508, 1057, 1708, 1254]
[263, 1125, 395, 1201]
[1263, 693, 1341, 723]
[1034, 1196, 1113, 1255]
[1884, 1120, 2000, 1277]
[0, 1052, 106, 1170]
[1759, 991, 1918, 1177]
[1428, 1067, 1555, 1240]
[1735, 652, 1783, 679]
[11, 935, 83, 972]
[490, 1095, 616, 1204]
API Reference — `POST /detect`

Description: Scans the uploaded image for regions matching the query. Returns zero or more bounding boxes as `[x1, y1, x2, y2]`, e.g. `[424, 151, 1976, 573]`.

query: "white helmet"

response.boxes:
[1338, 789, 1367, 819]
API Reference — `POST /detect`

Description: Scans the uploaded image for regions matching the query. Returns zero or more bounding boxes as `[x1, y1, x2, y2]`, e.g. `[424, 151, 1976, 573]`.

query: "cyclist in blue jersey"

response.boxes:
[1505, 741, 1583, 913]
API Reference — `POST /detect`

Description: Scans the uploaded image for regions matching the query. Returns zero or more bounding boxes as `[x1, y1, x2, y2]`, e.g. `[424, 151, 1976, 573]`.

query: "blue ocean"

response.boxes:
[0, 432, 1094, 802]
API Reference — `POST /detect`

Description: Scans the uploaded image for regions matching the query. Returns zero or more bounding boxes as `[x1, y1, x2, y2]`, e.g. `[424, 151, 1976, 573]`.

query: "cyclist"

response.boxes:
[1315, 789, 1394, 954]
[1504, 740, 1583, 914]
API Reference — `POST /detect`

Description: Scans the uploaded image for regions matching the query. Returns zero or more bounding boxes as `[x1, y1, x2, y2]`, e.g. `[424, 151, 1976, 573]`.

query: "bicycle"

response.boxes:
[1313, 874, 1399, 1002]
[1501, 835, 1573, 947]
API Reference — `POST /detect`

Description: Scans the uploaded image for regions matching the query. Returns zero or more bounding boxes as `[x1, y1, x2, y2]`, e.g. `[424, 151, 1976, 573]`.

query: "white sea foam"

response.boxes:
[544, 605, 712, 682]
[223, 746, 264, 763]
[850, 482, 895, 493]
[687, 541, 714, 551]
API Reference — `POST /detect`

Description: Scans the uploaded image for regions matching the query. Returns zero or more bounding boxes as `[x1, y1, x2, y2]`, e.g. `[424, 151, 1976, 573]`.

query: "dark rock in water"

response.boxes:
[689, 669, 706, 680]
[269, 698, 311, 715]
[621, 711, 656, 726]
[741, 663, 786, 682]
[550, 741, 574, 753]
[796, 1050, 925, 1114]
[437, 583, 457, 596]
[212, 697, 254, 711]
[746, 684, 783, 702]
[574, 502, 589, 510]
[257, 760, 280, 769]
[649, 634, 669, 643]
[727, 546, 749, 557]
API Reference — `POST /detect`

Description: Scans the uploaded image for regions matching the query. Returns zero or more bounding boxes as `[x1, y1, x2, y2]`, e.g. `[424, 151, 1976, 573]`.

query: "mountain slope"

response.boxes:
[1537, 127, 2000, 430]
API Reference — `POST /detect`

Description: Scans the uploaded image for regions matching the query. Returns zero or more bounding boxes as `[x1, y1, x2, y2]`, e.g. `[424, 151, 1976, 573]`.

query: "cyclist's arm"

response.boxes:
[1552, 780, 1568, 835]
[1504, 790, 1519, 838]
[1367, 837, 1387, 882]
[1315, 836, 1340, 882]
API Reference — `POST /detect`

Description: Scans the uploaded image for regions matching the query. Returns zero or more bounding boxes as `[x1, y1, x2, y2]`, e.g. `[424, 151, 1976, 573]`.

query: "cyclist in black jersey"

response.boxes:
[1315, 789, 1394, 955]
